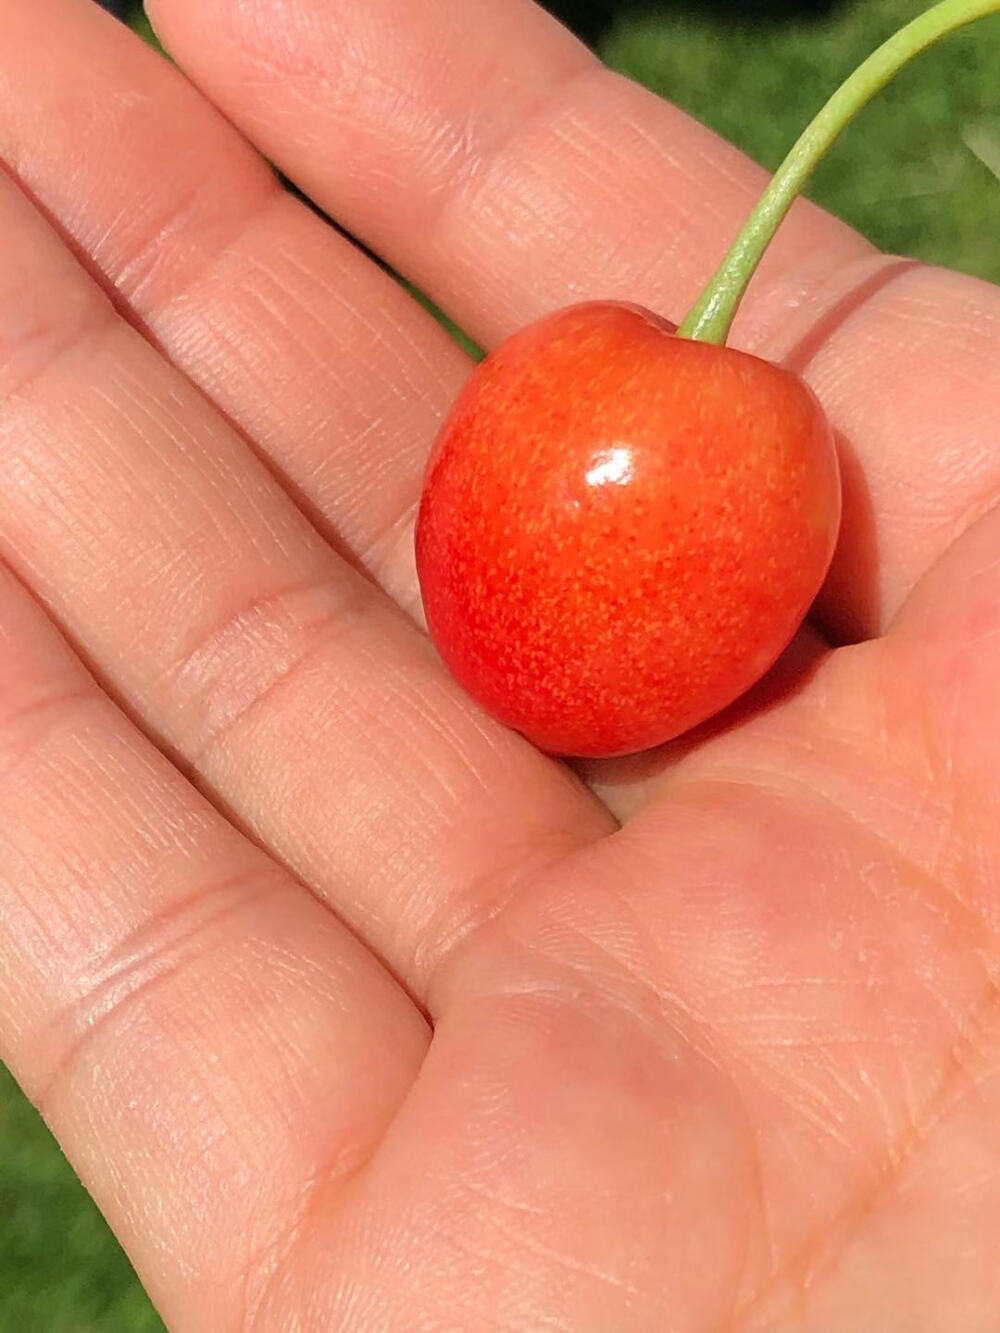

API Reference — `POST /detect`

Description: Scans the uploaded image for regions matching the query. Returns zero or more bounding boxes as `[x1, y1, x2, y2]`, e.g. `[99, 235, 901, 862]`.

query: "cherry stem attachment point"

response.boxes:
[677, 0, 1000, 346]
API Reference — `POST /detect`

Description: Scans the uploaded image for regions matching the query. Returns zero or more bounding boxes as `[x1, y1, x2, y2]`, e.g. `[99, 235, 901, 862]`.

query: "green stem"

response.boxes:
[677, 0, 1000, 345]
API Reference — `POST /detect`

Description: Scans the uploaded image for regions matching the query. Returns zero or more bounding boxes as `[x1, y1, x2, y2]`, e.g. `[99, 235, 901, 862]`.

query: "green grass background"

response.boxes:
[1, 2, 996, 1329]
[598, 0, 999, 282]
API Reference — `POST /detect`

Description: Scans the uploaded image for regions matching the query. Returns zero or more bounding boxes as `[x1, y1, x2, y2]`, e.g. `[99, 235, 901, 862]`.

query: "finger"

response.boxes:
[147, 0, 864, 347]
[0, 560, 426, 1329]
[0, 169, 609, 999]
[147, 0, 1000, 641]
[0, 0, 471, 613]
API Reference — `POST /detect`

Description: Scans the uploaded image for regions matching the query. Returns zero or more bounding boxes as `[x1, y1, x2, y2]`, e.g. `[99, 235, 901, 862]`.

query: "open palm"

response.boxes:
[1, 0, 998, 1328]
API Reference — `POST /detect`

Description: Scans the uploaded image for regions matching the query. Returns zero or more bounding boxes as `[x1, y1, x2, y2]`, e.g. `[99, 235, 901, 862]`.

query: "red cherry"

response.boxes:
[416, 301, 841, 758]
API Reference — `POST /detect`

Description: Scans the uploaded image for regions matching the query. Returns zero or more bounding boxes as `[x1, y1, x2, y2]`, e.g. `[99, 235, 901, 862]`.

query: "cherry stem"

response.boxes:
[677, 0, 1000, 346]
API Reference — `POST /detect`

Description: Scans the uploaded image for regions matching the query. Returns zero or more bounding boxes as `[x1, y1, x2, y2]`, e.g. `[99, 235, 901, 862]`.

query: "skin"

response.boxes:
[0, 0, 997, 1328]
[416, 302, 841, 756]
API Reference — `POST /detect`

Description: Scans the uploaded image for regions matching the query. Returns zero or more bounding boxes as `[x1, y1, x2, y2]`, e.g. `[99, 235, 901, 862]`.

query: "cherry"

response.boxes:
[415, 0, 999, 758]
[416, 303, 838, 756]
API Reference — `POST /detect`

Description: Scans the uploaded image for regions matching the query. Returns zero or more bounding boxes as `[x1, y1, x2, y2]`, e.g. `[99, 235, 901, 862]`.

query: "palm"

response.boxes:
[0, 1, 997, 1329]
[267, 620, 999, 1331]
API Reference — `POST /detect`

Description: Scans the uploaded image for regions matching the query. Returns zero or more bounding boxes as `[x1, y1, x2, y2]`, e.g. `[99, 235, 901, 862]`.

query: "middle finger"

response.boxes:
[0, 171, 611, 1002]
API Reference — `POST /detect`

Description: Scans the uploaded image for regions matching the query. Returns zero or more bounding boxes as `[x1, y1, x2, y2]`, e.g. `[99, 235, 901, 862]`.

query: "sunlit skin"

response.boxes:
[0, 0, 998, 1330]
[417, 301, 841, 755]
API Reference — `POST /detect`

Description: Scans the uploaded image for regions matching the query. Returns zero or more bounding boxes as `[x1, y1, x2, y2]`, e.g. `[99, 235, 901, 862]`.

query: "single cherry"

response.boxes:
[417, 303, 838, 756]
[415, 0, 998, 758]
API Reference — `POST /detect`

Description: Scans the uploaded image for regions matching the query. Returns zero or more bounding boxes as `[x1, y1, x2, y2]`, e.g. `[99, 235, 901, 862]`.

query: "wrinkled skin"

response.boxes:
[0, 1, 998, 1329]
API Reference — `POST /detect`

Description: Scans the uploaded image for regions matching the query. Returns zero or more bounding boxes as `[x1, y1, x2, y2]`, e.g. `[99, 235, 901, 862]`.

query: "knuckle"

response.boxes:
[33, 866, 275, 1115]
[166, 574, 371, 769]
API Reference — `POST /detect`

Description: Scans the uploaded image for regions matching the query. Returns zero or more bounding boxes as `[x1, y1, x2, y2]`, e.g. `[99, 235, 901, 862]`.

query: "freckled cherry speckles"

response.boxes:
[416, 301, 840, 758]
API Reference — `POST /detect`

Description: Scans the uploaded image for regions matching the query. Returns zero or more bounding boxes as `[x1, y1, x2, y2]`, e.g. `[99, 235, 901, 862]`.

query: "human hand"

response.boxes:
[0, 0, 998, 1327]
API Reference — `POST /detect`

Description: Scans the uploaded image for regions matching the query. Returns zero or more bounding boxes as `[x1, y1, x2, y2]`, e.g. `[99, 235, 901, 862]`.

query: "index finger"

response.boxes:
[148, 0, 1000, 643]
[148, 0, 866, 347]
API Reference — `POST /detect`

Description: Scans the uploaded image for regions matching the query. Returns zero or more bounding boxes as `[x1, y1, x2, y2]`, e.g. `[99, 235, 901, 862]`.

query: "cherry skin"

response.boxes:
[416, 301, 841, 758]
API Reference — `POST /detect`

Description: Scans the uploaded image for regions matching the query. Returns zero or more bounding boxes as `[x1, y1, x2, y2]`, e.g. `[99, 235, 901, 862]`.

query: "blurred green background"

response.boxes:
[593, 0, 999, 282]
[1, 1, 996, 1329]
